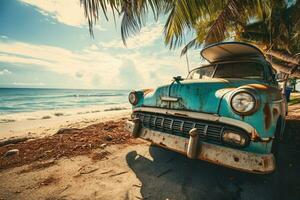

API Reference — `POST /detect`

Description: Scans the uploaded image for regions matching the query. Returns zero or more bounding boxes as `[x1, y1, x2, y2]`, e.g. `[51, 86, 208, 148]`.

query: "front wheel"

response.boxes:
[271, 136, 279, 162]
[271, 118, 283, 163]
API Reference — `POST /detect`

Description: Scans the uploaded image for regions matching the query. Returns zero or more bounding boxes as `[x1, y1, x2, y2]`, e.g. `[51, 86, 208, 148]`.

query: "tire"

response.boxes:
[271, 118, 282, 163]
[271, 134, 279, 162]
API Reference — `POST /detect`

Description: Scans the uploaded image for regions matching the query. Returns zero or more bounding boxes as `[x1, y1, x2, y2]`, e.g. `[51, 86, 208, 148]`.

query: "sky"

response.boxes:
[0, 0, 201, 90]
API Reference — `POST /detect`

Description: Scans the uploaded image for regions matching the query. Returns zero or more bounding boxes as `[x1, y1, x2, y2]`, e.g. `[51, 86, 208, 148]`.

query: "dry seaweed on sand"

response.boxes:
[0, 119, 135, 170]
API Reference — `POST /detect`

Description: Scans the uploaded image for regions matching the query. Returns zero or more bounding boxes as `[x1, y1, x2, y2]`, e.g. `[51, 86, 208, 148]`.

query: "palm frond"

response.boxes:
[204, 0, 268, 45]
[163, 0, 210, 49]
[80, 0, 125, 36]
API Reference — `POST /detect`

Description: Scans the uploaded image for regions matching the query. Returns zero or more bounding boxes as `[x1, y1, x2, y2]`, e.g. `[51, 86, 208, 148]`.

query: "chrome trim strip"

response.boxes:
[161, 96, 180, 102]
[272, 98, 284, 104]
[132, 107, 257, 137]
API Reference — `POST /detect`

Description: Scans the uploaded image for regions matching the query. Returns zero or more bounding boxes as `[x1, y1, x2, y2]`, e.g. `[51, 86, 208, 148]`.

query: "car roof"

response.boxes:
[200, 42, 265, 63]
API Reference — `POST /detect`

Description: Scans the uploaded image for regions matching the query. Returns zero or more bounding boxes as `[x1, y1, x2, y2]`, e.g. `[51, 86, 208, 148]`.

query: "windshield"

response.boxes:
[188, 65, 216, 80]
[188, 62, 265, 80]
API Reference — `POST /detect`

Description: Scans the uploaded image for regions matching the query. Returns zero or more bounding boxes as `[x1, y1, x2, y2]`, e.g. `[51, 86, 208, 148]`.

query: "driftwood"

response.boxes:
[0, 136, 33, 147]
[109, 171, 128, 177]
[55, 128, 81, 135]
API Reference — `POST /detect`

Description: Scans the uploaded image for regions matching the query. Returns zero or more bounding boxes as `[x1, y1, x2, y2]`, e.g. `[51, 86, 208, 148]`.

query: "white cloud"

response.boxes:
[0, 69, 12, 75]
[89, 44, 99, 51]
[100, 23, 163, 49]
[1, 35, 8, 39]
[0, 39, 195, 89]
[20, 0, 87, 27]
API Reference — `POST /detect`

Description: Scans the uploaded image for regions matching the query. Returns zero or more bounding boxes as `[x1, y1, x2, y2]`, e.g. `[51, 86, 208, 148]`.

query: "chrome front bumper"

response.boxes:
[126, 120, 275, 174]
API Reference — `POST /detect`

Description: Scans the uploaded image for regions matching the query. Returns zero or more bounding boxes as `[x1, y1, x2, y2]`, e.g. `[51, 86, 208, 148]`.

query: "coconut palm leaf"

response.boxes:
[80, 0, 300, 56]
[163, 0, 212, 49]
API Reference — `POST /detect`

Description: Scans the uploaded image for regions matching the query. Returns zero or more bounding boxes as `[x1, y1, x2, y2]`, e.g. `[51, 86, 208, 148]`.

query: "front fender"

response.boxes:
[218, 85, 285, 139]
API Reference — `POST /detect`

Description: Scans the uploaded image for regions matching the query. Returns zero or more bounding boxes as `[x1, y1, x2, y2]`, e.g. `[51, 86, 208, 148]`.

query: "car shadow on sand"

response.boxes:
[126, 118, 300, 200]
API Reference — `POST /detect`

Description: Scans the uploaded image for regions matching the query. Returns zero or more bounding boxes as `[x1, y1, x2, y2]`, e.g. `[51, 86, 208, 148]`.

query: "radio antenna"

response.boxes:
[184, 36, 190, 74]
[185, 50, 190, 74]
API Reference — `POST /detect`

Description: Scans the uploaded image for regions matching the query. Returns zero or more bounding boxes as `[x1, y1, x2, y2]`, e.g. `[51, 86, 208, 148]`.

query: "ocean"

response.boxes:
[0, 88, 130, 115]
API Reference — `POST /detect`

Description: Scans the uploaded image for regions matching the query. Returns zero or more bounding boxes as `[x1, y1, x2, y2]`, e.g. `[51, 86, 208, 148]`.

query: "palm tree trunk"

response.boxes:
[266, 50, 300, 65]
[266, 56, 300, 78]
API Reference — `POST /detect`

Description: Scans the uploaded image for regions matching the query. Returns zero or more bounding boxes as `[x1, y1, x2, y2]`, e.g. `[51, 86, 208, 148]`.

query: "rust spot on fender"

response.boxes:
[248, 84, 268, 90]
[263, 103, 271, 130]
[246, 84, 282, 101]
[273, 108, 279, 118]
[233, 156, 240, 162]
[159, 142, 166, 146]
[143, 88, 154, 96]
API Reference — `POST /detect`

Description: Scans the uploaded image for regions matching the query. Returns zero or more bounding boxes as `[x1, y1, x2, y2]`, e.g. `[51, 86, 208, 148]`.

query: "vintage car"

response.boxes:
[126, 42, 287, 174]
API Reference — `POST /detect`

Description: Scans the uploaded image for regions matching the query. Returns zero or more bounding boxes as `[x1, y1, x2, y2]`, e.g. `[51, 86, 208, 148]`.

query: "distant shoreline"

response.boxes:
[0, 87, 131, 91]
[0, 88, 130, 115]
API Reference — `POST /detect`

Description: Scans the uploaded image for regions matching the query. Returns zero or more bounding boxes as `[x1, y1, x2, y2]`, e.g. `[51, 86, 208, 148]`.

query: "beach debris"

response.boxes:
[157, 169, 172, 178]
[36, 175, 60, 188]
[104, 107, 128, 111]
[54, 112, 64, 117]
[56, 128, 81, 135]
[0, 136, 33, 147]
[105, 135, 113, 141]
[74, 165, 99, 177]
[132, 184, 141, 188]
[19, 160, 56, 174]
[0, 119, 16, 123]
[41, 115, 51, 119]
[100, 143, 107, 148]
[0, 119, 137, 170]
[27, 132, 36, 136]
[59, 184, 71, 194]
[91, 151, 110, 161]
[3, 149, 19, 157]
[27, 118, 38, 121]
[135, 195, 151, 200]
[109, 171, 128, 177]
[100, 169, 114, 174]
[103, 123, 118, 131]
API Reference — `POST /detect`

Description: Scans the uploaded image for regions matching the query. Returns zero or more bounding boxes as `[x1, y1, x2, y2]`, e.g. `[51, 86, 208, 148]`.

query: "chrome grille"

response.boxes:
[135, 112, 224, 144]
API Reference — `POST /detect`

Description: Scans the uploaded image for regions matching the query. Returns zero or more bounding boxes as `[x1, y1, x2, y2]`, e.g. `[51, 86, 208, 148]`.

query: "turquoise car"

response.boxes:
[126, 42, 287, 174]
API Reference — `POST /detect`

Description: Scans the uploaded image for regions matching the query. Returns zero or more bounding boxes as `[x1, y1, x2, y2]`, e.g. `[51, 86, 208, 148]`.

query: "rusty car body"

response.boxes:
[126, 42, 287, 174]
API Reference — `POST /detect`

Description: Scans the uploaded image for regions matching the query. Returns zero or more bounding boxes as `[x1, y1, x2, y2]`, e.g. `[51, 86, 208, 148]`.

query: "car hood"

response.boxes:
[142, 78, 265, 114]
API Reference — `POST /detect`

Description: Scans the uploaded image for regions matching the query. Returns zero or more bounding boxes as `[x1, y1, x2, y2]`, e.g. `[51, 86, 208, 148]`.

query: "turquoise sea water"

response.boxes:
[0, 88, 130, 115]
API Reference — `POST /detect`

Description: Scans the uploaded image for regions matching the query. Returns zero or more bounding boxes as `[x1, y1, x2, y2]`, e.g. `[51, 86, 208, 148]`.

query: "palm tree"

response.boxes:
[289, 78, 299, 92]
[80, 0, 300, 77]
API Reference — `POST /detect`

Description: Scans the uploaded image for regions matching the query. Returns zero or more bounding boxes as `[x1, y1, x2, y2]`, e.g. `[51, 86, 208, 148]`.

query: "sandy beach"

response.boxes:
[0, 98, 299, 199]
[0, 104, 131, 140]
[0, 105, 300, 200]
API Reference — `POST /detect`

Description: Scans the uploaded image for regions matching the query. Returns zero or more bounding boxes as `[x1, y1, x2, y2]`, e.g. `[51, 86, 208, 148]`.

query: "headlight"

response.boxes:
[230, 91, 258, 115]
[222, 130, 249, 148]
[128, 91, 138, 105]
